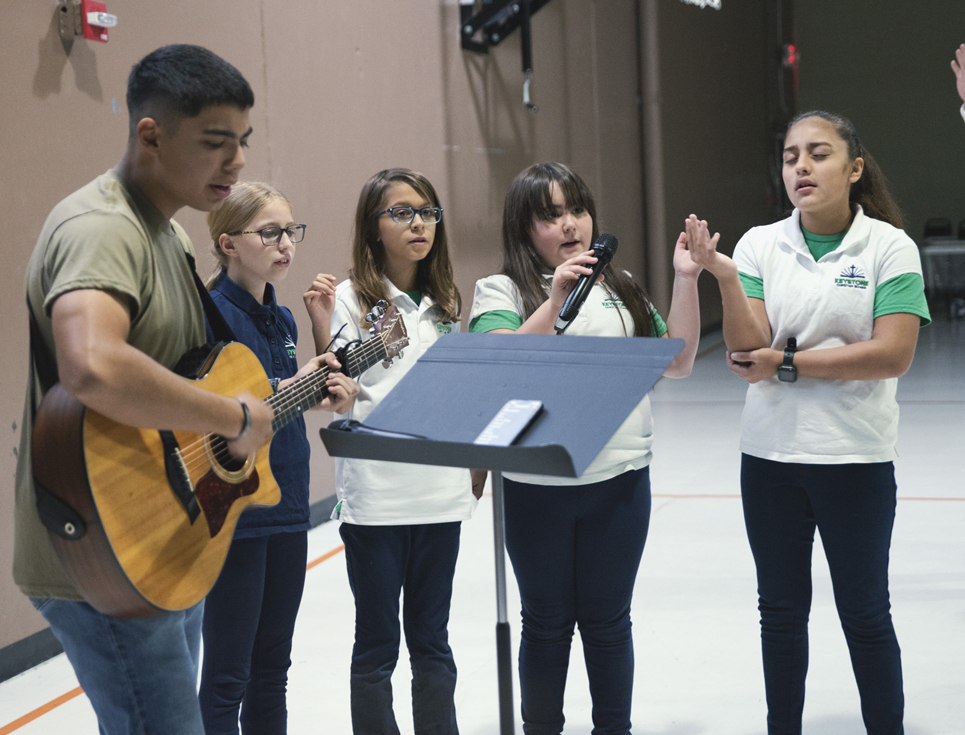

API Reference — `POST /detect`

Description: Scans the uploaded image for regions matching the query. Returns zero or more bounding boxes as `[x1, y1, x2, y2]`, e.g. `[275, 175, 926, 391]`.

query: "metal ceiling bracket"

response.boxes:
[460, 0, 550, 111]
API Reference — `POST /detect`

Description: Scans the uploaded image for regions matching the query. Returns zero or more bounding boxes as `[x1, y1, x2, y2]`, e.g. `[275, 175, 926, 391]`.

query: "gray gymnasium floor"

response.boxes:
[2, 321, 963, 734]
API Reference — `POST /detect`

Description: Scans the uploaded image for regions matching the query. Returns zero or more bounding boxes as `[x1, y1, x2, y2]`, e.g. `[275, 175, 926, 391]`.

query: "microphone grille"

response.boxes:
[594, 233, 619, 257]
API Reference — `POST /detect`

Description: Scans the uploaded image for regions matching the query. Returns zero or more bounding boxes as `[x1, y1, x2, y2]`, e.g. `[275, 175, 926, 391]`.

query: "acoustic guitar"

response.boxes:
[32, 301, 407, 618]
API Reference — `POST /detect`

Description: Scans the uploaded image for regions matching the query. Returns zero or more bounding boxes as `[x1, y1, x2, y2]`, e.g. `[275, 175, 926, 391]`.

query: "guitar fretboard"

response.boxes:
[264, 333, 389, 433]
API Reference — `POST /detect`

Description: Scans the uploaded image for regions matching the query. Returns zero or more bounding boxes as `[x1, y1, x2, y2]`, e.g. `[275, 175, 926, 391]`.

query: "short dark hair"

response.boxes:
[126, 44, 254, 135]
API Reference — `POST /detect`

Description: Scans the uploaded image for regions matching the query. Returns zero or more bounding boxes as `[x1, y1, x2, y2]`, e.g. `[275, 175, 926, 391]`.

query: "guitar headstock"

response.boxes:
[365, 300, 409, 367]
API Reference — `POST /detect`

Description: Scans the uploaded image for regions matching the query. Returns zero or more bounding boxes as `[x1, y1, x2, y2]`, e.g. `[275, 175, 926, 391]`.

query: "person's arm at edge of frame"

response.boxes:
[685, 214, 772, 353]
[952, 43, 965, 122]
[661, 230, 702, 378]
[52, 287, 272, 457]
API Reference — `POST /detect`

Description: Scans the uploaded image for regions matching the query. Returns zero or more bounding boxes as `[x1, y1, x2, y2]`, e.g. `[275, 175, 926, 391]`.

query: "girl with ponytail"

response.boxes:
[689, 111, 930, 733]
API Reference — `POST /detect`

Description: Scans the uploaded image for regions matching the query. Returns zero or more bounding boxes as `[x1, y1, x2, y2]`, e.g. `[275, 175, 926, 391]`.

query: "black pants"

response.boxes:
[741, 455, 903, 735]
[199, 531, 308, 735]
[340, 521, 462, 735]
[505, 468, 652, 735]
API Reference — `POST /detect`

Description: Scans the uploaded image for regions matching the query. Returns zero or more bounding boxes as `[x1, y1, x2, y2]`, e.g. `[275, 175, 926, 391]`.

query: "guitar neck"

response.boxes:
[265, 334, 389, 432]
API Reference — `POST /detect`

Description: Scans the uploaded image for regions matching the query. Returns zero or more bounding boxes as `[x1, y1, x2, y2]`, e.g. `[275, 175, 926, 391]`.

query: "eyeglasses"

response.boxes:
[376, 206, 444, 225]
[234, 224, 307, 246]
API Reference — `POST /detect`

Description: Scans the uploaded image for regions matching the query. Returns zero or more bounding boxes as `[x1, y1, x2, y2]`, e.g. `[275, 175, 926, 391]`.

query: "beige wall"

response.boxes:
[0, 0, 660, 651]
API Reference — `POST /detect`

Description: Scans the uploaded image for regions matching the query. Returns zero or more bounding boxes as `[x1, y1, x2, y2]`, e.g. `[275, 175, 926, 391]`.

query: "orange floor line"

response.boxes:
[2, 543, 348, 733]
[306, 543, 345, 571]
[0, 687, 83, 735]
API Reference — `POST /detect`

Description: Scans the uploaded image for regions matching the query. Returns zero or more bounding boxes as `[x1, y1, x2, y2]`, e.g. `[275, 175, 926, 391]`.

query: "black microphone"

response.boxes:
[554, 233, 618, 334]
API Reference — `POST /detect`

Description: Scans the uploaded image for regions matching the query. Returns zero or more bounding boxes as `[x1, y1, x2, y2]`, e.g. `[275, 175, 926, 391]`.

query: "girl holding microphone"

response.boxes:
[469, 162, 702, 735]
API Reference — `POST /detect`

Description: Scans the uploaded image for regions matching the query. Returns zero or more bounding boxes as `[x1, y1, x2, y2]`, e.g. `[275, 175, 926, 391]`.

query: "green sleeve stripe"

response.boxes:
[650, 308, 668, 337]
[469, 310, 523, 333]
[738, 271, 764, 299]
[874, 273, 931, 326]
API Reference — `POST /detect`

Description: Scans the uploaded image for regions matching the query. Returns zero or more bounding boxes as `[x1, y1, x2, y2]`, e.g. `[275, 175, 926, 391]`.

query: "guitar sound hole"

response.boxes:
[210, 436, 247, 472]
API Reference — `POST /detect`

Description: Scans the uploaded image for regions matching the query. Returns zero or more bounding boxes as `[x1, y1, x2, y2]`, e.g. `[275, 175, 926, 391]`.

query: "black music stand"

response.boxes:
[320, 332, 682, 735]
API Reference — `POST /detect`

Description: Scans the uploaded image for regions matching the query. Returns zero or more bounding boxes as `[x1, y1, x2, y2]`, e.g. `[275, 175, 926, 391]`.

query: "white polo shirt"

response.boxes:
[330, 278, 475, 525]
[470, 274, 667, 486]
[733, 206, 924, 464]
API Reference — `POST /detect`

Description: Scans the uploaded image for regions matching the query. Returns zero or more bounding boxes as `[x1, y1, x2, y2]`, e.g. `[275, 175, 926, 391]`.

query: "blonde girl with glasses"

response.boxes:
[199, 181, 359, 735]
[330, 168, 477, 735]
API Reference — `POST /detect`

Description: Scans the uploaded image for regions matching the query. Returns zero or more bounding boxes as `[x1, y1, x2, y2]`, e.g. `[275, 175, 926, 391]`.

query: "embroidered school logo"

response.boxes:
[834, 265, 868, 290]
[285, 335, 297, 358]
[436, 323, 453, 335]
[602, 297, 627, 310]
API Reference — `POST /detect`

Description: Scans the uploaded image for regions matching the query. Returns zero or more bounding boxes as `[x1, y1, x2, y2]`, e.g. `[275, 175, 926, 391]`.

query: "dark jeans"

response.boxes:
[504, 467, 652, 735]
[741, 454, 904, 735]
[199, 531, 308, 735]
[340, 521, 462, 735]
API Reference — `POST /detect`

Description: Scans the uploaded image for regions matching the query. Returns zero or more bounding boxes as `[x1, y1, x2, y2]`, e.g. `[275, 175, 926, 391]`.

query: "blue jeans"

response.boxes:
[199, 530, 308, 735]
[504, 467, 652, 735]
[741, 455, 904, 735]
[340, 521, 461, 735]
[31, 597, 204, 735]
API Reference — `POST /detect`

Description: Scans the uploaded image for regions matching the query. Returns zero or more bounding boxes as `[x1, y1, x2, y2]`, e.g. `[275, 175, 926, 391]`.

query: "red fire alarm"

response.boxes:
[80, 0, 116, 43]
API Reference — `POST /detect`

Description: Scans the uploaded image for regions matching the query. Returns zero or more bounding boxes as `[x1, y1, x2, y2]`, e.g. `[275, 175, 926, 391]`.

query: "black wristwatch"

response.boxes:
[777, 337, 797, 383]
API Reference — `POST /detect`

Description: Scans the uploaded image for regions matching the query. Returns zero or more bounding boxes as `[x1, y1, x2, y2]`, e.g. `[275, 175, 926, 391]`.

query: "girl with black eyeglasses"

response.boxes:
[330, 168, 478, 735]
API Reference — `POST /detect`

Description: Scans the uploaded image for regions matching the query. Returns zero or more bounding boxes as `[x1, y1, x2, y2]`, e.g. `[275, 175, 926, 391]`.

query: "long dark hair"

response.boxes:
[788, 111, 904, 229]
[349, 168, 460, 325]
[501, 162, 655, 337]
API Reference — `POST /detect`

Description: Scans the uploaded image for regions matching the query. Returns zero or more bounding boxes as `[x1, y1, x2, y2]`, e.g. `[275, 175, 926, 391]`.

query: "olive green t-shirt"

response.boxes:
[14, 170, 206, 600]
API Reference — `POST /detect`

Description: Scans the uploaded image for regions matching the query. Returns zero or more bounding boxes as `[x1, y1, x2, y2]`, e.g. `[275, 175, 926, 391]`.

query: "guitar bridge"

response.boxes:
[159, 430, 201, 523]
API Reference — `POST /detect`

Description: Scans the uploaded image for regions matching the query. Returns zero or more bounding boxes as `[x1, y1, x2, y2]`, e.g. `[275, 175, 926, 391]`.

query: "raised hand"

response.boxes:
[684, 214, 732, 279]
[953, 44, 965, 105]
[303, 273, 337, 327]
[672, 231, 703, 279]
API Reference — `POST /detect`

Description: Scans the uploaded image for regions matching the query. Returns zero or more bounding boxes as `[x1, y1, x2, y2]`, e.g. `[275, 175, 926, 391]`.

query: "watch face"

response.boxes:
[778, 365, 797, 383]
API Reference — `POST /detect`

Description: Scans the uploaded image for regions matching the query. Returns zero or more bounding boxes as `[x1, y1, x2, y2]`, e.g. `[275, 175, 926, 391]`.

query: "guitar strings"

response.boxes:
[175, 337, 379, 470]
[172, 331, 393, 474]
[174, 339, 376, 472]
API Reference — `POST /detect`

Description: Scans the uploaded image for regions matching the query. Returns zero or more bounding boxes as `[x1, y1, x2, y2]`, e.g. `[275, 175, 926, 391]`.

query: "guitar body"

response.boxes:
[32, 300, 409, 620]
[33, 342, 280, 618]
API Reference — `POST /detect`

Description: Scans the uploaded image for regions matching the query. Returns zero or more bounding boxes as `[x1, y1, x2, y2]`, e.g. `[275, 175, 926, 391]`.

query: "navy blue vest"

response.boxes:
[207, 275, 311, 537]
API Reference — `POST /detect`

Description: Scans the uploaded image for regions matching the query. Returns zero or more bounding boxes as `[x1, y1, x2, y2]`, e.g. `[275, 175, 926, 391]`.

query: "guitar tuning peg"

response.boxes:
[382, 358, 392, 368]
[364, 313, 375, 324]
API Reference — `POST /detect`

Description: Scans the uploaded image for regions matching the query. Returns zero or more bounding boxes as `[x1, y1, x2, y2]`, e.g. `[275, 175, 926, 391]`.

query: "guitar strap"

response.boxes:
[174, 253, 237, 377]
[185, 252, 237, 343]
